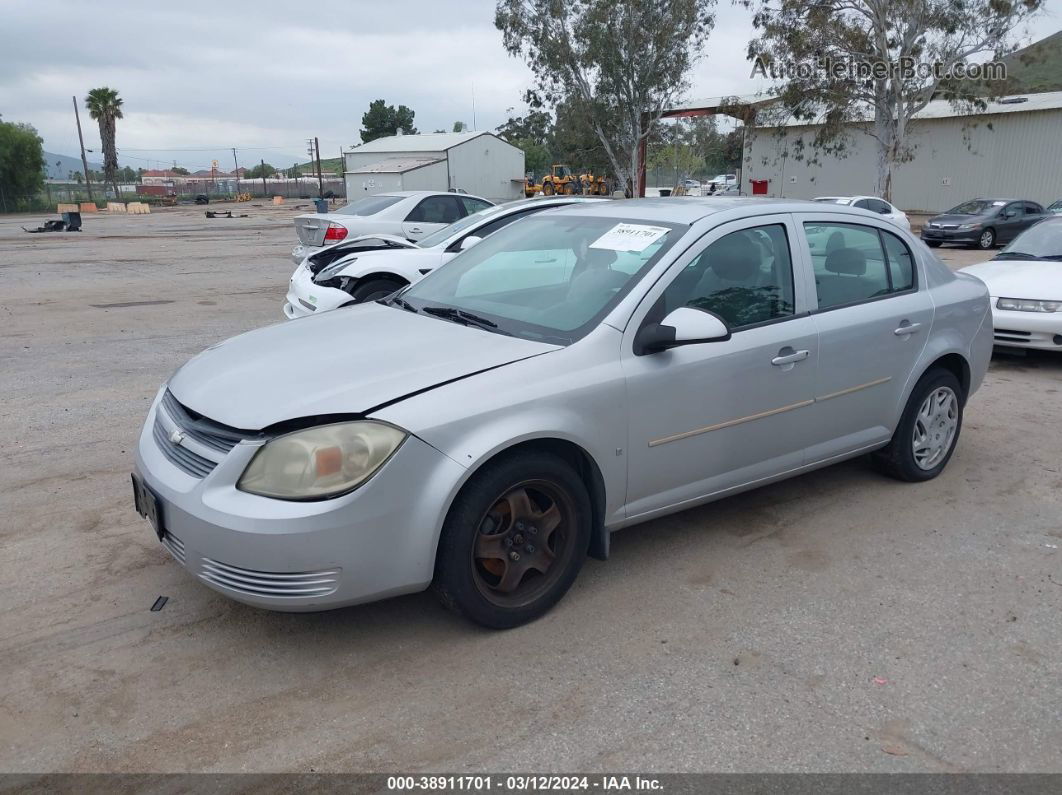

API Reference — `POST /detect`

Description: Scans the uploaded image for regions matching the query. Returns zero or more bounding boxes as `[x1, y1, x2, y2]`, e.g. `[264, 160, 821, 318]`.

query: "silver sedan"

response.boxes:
[133, 199, 993, 628]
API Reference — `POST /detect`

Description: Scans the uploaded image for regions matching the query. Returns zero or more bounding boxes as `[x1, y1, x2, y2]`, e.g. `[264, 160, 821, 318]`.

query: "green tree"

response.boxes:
[452, 121, 468, 132]
[744, 0, 1043, 201]
[0, 120, 45, 209]
[171, 165, 190, 175]
[245, 163, 277, 179]
[85, 87, 123, 197]
[359, 99, 418, 143]
[496, 0, 716, 195]
[117, 166, 138, 182]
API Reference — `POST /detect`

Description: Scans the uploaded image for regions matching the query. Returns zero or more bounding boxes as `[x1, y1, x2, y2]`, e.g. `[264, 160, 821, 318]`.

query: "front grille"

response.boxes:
[995, 328, 1032, 342]
[161, 532, 186, 564]
[153, 418, 215, 477]
[152, 391, 259, 478]
[199, 557, 340, 598]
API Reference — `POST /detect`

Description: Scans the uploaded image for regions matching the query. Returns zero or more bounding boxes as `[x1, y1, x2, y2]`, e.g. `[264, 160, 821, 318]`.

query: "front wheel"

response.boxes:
[542, 181, 555, 196]
[925, 240, 941, 248]
[872, 368, 964, 482]
[976, 228, 996, 249]
[433, 451, 591, 628]
[348, 277, 405, 303]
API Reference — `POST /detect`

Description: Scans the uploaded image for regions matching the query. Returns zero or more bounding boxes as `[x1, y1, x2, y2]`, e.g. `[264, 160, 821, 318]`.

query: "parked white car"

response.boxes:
[959, 216, 1062, 351]
[813, 196, 911, 230]
[283, 196, 608, 319]
[290, 191, 494, 264]
[705, 174, 737, 193]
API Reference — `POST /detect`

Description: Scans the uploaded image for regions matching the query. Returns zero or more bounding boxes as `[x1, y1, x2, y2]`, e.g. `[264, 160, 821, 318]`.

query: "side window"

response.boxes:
[852, 199, 871, 210]
[868, 199, 892, 214]
[1002, 202, 1023, 219]
[661, 224, 795, 330]
[1024, 202, 1043, 215]
[881, 231, 915, 291]
[461, 197, 492, 214]
[805, 222, 912, 310]
[406, 196, 462, 224]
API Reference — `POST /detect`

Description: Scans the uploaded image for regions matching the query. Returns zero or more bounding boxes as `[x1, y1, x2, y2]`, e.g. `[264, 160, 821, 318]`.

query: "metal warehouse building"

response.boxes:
[343, 132, 525, 202]
[743, 91, 1062, 212]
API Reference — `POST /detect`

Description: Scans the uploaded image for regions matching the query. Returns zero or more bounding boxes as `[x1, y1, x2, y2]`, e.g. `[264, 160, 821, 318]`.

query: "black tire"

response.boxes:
[925, 240, 942, 248]
[872, 367, 965, 482]
[348, 277, 404, 303]
[542, 181, 555, 196]
[433, 451, 591, 629]
[976, 227, 996, 249]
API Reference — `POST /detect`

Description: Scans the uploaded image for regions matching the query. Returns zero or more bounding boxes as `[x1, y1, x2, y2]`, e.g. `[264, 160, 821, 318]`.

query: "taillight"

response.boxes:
[324, 224, 348, 242]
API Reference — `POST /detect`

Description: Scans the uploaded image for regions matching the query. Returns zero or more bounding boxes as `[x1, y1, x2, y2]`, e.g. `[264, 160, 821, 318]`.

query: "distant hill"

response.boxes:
[43, 151, 101, 180]
[1000, 31, 1062, 93]
[298, 157, 344, 175]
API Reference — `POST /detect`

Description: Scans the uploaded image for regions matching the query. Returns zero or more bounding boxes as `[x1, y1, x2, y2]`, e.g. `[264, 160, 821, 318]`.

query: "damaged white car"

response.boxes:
[283, 196, 607, 319]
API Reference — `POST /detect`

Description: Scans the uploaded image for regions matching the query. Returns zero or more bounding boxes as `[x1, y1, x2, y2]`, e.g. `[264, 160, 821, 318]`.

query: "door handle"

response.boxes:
[894, 322, 922, 336]
[771, 349, 809, 366]
[408, 226, 422, 234]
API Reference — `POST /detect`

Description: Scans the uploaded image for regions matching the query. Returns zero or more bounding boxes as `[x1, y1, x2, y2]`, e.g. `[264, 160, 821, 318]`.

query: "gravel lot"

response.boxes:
[1, 204, 1059, 774]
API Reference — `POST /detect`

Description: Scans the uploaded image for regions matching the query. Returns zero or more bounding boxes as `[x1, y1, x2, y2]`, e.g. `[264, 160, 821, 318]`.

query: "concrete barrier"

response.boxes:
[107, 203, 127, 213]
[272, 196, 284, 205]
[57, 203, 79, 213]
[79, 202, 99, 213]
[126, 202, 151, 214]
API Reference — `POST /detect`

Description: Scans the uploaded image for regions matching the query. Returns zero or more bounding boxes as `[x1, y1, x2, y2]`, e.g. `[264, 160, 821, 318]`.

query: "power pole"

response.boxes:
[73, 95, 94, 203]
[232, 148, 240, 194]
[314, 136, 324, 197]
[260, 159, 268, 198]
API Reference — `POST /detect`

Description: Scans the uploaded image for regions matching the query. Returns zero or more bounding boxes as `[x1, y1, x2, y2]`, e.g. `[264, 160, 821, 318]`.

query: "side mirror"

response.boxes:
[634, 307, 731, 355]
[460, 235, 483, 251]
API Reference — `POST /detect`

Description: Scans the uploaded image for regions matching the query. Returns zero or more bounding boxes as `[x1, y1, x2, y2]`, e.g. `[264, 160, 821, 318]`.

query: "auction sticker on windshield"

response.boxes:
[590, 223, 670, 252]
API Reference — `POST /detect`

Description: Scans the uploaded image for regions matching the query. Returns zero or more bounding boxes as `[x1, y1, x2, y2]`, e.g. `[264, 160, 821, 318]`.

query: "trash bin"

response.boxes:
[314, 198, 328, 213]
[61, 211, 82, 231]
[659, 188, 672, 197]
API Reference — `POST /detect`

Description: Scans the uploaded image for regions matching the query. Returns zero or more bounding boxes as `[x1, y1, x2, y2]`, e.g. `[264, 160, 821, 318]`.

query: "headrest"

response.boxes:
[709, 235, 760, 282]
[826, 231, 845, 253]
[825, 247, 866, 275]
[583, 247, 617, 269]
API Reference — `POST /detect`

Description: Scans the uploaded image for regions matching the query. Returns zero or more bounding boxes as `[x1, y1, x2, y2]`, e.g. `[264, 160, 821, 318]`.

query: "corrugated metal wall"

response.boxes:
[446, 138, 525, 200]
[745, 108, 1062, 212]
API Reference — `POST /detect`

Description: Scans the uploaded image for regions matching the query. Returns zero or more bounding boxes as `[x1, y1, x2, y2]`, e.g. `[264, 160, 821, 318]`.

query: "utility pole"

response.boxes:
[232, 148, 240, 194]
[260, 159, 267, 198]
[73, 95, 94, 203]
[314, 136, 324, 197]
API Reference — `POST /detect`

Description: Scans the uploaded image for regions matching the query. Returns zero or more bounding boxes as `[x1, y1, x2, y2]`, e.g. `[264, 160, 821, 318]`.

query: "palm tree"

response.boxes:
[85, 87, 123, 198]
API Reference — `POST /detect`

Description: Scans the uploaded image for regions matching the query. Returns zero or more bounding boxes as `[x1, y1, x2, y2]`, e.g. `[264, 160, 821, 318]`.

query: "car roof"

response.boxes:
[543, 196, 876, 224]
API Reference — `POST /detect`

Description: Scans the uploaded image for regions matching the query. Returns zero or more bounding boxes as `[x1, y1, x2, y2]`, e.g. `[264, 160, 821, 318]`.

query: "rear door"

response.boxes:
[798, 216, 933, 461]
[401, 195, 463, 240]
[1021, 202, 1046, 233]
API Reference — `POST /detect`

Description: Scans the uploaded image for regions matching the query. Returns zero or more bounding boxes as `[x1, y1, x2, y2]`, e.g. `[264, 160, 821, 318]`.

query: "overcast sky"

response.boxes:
[1, 0, 1059, 171]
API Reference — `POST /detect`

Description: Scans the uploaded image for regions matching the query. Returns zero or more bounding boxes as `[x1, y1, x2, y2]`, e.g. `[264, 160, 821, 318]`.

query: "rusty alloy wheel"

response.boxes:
[471, 479, 577, 608]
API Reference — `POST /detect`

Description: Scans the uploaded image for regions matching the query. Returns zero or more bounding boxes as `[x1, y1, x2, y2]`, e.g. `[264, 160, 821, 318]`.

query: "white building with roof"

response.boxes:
[741, 91, 1062, 212]
[343, 131, 525, 201]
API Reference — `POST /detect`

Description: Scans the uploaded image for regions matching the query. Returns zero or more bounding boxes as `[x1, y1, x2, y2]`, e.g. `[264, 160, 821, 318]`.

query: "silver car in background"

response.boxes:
[133, 199, 992, 628]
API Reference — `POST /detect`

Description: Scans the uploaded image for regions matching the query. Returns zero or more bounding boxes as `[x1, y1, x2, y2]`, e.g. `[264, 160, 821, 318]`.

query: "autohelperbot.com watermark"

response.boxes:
[750, 55, 1008, 82]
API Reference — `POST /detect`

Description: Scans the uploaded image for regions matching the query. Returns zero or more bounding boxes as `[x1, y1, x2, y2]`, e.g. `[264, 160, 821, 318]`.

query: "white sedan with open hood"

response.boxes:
[290, 191, 493, 264]
[283, 196, 607, 319]
[960, 216, 1062, 351]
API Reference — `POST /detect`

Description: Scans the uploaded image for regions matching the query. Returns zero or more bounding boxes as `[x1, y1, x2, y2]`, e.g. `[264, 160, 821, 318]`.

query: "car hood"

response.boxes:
[927, 214, 986, 225]
[168, 302, 559, 430]
[332, 246, 443, 275]
[959, 260, 1062, 298]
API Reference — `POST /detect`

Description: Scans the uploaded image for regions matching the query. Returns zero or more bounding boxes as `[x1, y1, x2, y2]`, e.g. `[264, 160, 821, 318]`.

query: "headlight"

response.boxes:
[958, 223, 981, 230]
[996, 297, 1061, 313]
[238, 421, 406, 500]
[314, 257, 356, 284]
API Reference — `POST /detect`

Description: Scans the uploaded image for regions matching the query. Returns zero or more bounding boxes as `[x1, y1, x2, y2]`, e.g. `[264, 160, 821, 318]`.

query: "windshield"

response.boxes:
[330, 195, 403, 216]
[1049, 200, 1062, 213]
[417, 203, 511, 248]
[399, 214, 683, 344]
[997, 219, 1062, 259]
[946, 200, 996, 215]
[813, 197, 848, 204]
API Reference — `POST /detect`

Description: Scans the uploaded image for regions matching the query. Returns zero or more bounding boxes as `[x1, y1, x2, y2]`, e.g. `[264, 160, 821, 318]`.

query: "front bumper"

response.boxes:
[920, 227, 982, 244]
[133, 390, 467, 611]
[283, 264, 354, 320]
[991, 304, 1062, 351]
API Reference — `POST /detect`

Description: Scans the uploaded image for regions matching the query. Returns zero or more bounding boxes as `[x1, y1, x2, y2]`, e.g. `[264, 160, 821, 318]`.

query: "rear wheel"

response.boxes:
[433, 452, 591, 628]
[542, 181, 555, 196]
[872, 368, 964, 482]
[348, 277, 405, 303]
[976, 228, 996, 249]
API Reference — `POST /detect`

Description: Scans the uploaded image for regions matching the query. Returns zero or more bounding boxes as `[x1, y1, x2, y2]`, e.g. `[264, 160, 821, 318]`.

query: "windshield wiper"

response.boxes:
[385, 295, 418, 313]
[993, 251, 1040, 260]
[421, 305, 500, 330]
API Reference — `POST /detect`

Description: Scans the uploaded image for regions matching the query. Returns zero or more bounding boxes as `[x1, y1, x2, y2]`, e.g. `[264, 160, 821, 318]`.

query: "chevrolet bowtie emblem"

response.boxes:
[169, 428, 186, 445]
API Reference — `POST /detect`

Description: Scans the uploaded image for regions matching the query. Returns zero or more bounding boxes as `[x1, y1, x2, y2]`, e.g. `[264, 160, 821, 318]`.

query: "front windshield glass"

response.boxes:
[400, 214, 683, 344]
[1049, 200, 1062, 213]
[330, 195, 403, 216]
[417, 203, 511, 248]
[998, 219, 1062, 259]
[947, 200, 995, 215]
[813, 197, 847, 204]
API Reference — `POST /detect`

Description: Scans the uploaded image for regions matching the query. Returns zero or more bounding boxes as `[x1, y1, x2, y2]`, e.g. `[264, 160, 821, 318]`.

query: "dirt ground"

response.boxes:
[0, 203, 1059, 774]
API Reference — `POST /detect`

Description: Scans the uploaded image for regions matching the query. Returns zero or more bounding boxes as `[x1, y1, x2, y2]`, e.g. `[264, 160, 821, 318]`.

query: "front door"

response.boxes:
[797, 216, 933, 461]
[622, 215, 819, 519]
[402, 195, 463, 240]
[996, 202, 1026, 244]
